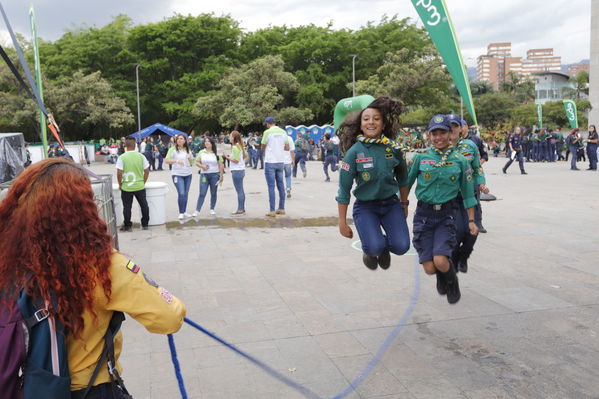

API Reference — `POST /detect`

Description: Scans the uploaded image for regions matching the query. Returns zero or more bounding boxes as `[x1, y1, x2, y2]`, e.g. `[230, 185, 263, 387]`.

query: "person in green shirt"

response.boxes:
[336, 96, 410, 271]
[406, 114, 478, 304]
[116, 137, 150, 231]
[447, 114, 490, 273]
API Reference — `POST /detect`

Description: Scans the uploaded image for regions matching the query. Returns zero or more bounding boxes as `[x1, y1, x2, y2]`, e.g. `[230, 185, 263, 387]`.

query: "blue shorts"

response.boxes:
[412, 201, 457, 263]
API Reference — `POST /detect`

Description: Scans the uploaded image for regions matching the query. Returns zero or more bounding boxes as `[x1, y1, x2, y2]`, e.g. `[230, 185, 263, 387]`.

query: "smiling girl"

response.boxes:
[336, 97, 410, 271]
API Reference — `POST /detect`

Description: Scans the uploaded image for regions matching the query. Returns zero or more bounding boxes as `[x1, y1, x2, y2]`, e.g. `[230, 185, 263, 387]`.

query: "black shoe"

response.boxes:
[142, 226, 149, 230]
[502, 168, 506, 174]
[435, 270, 447, 295]
[119, 225, 132, 232]
[457, 257, 468, 273]
[521, 171, 527, 175]
[362, 254, 378, 270]
[478, 224, 487, 233]
[444, 265, 461, 304]
[378, 248, 391, 270]
[325, 177, 330, 182]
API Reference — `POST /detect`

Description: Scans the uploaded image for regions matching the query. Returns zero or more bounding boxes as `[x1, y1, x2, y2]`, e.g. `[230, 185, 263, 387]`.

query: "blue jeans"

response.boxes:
[284, 164, 292, 190]
[293, 152, 307, 176]
[196, 172, 219, 212]
[247, 148, 256, 168]
[323, 154, 337, 178]
[569, 146, 578, 169]
[172, 174, 192, 213]
[231, 170, 246, 211]
[352, 196, 410, 257]
[587, 144, 597, 169]
[264, 162, 285, 211]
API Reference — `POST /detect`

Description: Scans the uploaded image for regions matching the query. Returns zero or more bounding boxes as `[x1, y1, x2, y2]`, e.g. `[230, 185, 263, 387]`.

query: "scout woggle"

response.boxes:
[167, 258, 422, 399]
[414, 0, 442, 26]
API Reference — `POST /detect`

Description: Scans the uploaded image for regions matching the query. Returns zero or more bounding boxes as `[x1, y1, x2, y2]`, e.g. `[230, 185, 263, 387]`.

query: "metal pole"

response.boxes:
[135, 63, 141, 132]
[460, 96, 464, 120]
[351, 54, 357, 97]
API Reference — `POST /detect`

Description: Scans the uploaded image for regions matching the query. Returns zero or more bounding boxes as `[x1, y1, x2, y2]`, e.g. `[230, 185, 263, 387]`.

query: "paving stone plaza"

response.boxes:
[91, 156, 599, 399]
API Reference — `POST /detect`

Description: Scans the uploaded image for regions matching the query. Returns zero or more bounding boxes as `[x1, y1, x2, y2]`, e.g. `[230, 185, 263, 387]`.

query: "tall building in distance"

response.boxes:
[477, 43, 562, 90]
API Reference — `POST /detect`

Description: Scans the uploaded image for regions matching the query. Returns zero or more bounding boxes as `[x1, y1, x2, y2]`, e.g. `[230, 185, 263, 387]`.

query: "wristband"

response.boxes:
[468, 219, 475, 223]
[400, 201, 409, 206]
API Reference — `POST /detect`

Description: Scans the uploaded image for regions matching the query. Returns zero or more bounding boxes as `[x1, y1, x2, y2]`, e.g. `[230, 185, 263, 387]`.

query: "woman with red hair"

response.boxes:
[0, 158, 186, 398]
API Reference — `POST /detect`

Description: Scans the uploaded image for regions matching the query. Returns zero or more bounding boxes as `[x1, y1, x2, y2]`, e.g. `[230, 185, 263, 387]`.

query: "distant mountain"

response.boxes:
[562, 59, 590, 74]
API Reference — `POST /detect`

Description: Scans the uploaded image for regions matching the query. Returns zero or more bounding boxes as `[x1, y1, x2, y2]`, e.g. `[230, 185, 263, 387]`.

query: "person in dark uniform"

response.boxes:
[406, 115, 478, 304]
[322, 133, 338, 182]
[566, 129, 581, 170]
[465, 122, 488, 233]
[502, 126, 527, 174]
[555, 128, 565, 161]
[337, 97, 410, 271]
[586, 125, 598, 170]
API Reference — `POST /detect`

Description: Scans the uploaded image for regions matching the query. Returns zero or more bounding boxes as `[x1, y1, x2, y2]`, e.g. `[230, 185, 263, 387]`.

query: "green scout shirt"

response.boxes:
[118, 151, 147, 192]
[455, 138, 486, 185]
[406, 148, 477, 209]
[336, 140, 407, 205]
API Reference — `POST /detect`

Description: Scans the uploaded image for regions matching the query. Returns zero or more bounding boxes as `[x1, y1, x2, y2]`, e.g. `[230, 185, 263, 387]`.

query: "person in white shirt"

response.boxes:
[193, 138, 224, 216]
[261, 117, 289, 217]
[283, 134, 295, 198]
[164, 134, 194, 219]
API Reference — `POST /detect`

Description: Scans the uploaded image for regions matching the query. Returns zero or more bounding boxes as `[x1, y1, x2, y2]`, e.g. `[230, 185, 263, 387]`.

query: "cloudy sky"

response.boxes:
[0, 0, 591, 67]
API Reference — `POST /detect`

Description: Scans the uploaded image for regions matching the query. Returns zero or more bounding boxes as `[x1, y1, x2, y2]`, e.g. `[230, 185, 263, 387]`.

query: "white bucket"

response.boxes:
[113, 182, 168, 226]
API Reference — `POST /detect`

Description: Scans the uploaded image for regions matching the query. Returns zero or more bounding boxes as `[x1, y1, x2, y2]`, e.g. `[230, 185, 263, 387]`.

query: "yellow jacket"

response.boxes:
[67, 252, 186, 390]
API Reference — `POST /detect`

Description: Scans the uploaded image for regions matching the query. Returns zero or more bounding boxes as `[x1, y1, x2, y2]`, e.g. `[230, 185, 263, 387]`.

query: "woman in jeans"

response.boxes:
[165, 134, 194, 219]
[193, 138, 223, 216]
[224, 130, 247, 215]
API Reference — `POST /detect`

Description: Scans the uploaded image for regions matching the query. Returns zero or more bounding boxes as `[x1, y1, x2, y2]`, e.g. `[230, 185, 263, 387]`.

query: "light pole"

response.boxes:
[350, 54, 358, 97]
[134, 63, 141, 132]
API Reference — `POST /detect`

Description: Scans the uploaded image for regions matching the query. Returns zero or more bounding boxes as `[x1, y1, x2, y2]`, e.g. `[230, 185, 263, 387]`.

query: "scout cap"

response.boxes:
[446, 113, 461, 126]
[428, 114, 449, 131]
[264, 117, 276, 124]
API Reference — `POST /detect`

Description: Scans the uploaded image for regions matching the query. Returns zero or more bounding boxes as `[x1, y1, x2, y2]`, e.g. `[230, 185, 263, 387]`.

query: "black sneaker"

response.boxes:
[478, 224, 487, 233]
[457, 257, 468, 273]
[362, 254, 378, 270]
[142, 226, 149, 230]
[435, 270, 447, 295]
[444, 265, 461, 304]
[378, 248, 391, 270]
[119, 225, 132, 232]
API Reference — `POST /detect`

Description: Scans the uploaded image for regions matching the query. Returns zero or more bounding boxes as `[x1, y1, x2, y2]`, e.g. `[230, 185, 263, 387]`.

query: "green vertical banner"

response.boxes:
[410, 0, 477, 125]
[562, 100, 578, 129]
[536, 103, 543, 129]
[29, 5, 47, 157]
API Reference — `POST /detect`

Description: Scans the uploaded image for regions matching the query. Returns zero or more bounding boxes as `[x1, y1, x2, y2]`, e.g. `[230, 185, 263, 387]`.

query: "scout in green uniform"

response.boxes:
[406, 115, 479, 304]
[336, 97, 410, 270]
[447, 114, 490, 273]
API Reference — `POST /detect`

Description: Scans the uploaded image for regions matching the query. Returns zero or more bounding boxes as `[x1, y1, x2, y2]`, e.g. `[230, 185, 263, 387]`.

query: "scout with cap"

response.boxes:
[446, 114, 490, 272]
[406, 114, 478, 304]
[462, 120, 489, 233]
[336, 96, 410, 271]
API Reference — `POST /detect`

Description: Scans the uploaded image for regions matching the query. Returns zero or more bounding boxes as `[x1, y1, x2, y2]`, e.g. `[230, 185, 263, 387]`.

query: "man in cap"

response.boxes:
[262, 117, 290, 216]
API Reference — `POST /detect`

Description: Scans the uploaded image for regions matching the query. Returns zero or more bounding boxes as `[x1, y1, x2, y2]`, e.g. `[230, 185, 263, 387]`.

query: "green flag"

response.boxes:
[562, 100, 578, 129]
[536, 103, 543, 129]
[410, 0, 477, 125]
[29, 5, 48, 157]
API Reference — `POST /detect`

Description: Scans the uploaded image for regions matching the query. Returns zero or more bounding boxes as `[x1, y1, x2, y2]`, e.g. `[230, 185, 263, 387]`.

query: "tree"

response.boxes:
[562, 71, 589, 100]
[542, 99, 591, 128]
[474, 92, 518, 127]
[193, 56, 312, 128]
[354, 46, 453, 110]
[501, 72, 535, 104]
[470, 80, 493, 97]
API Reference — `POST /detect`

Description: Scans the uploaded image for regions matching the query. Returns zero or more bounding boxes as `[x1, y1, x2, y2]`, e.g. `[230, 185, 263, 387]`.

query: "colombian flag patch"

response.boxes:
[126, 260, 140, 274]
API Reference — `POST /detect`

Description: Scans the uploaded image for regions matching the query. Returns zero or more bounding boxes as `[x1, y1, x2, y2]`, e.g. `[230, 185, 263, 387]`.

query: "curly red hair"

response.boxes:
[0, 158, 113, 338]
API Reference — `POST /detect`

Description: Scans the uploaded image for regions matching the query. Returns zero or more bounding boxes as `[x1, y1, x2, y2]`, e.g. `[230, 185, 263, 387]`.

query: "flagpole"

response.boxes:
[29, 5, 47, 158]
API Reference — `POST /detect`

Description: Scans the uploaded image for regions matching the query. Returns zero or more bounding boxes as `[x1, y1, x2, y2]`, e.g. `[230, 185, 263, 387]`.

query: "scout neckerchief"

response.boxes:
[357, 134, 455, 167]
[430, 147, 454, 168]
[357, 134, 403, 150]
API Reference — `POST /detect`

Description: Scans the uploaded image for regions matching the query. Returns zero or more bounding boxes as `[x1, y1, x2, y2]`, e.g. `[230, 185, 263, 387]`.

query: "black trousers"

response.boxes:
[121, 189, 150, 227]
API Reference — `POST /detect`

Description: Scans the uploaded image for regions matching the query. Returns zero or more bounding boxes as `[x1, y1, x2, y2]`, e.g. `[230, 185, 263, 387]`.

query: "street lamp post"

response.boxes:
[350, 54, 358, 97]
[134, 63, 141, 132]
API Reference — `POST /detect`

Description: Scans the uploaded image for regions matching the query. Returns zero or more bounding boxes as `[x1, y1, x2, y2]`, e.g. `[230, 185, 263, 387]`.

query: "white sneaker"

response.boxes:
[178, 213, 184, 220]
[192, 211, 198, 217]
[209, 209, 216, 215]
[184, 213, 192, 218]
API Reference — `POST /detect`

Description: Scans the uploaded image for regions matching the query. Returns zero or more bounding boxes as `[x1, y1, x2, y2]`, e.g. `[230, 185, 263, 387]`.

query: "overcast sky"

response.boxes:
[0, 0, 591, 67]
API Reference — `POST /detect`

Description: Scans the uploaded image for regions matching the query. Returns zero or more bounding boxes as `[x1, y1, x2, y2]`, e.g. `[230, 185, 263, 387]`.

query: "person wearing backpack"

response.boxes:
[0, 158, 187, 399]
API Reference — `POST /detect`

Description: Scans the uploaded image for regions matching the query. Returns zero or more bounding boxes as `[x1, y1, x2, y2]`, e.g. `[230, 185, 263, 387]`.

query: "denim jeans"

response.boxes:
[196, 172, 220, 212]
[293, 152, 306, 176]
[231, 170, 246, 211]
[352, 196, 410, 257]
[569, 146, 578, 169]
[172, 174, 192, 213]
[247, 148, 256, 168]
[264, 162, 285, 211]
[587, 144, 597, 169]
[284, 164, 292, 190]
[323, 154, 337, 178]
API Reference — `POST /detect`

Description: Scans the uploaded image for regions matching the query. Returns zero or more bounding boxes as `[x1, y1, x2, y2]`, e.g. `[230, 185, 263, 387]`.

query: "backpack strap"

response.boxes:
[80, 311, 130, 399]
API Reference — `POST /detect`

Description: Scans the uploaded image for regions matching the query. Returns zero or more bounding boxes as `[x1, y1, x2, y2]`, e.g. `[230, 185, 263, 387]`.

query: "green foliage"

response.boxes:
[542, 100, 591, 128]
[474, 92, 518, 127]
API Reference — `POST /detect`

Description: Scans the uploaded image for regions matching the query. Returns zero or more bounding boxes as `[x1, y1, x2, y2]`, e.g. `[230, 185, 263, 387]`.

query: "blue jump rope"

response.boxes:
[167, 257, 421, 399]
